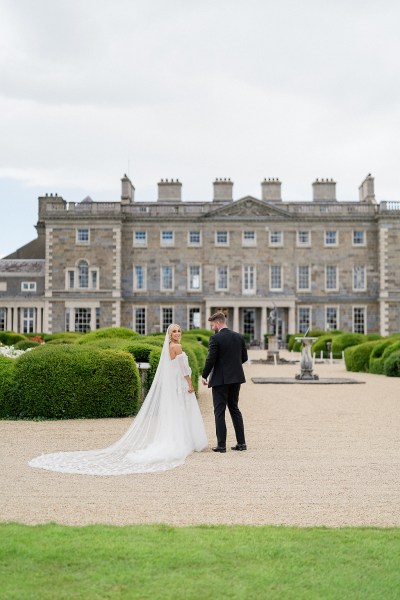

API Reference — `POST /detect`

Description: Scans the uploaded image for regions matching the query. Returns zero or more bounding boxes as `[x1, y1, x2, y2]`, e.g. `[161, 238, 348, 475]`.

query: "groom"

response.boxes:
[201, 311, 248, 453]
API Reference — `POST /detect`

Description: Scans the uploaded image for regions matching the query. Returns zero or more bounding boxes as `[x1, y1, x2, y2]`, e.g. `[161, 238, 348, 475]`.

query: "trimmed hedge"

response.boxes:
[369, 339, 397, 374]
[0, 356, 16, 418]
[331, 333, 365, 354]
[311, 335, 335, 358]
[0, 331, 27, 346]
[384, 350, 400, 377]
[11, 345, 140, 419]
[147, 347, 162, 390]
[77, 327, 140, 345]
[14, 340, 41, 351]
[344, 341, 380, 373]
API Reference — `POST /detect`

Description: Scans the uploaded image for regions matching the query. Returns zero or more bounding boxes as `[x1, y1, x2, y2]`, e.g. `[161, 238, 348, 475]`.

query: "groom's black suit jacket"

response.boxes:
[202, 328, 248, 388]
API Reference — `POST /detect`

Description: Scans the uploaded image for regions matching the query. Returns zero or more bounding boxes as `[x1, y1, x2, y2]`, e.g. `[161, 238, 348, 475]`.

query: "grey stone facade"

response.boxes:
[1, 174, 399, 339]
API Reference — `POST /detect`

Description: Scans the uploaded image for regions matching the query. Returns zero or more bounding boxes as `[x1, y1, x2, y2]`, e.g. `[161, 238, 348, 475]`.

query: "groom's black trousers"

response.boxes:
[212, 383, 246, 447]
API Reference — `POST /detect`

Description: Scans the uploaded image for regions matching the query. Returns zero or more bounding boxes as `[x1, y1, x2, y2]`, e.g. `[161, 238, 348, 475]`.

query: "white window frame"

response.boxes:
[325, 265, 339, 292]
[133, 306, 147, 335]
[324, 230, 339, 247]
[160, 231, 174, 247]
[188, 306, 201, 330]
[269, 230, 283, 247]
[65, 261, 99, 291]
[188, 265, 202, 291]
[298, 306, 311, 333]
[352, 230, 366, 247]
[161, 306, 174, 333]
[353, 305, 367, 334]
[242, 266, 256, 294]
[242, 231, 256, 247]
[325, 306, 339, 331]
[22, 307, 35, 333]
[21, 282, 37, 292]
[76, 228, 90, 245]
[270, 265, 283, 291]
[297, 265, 311, 292]
[353, 266, 366, 291]
[216, 266, 229, 291]
[133, 265, 147, 292]
[297, 230, 311, 247]
[188, 231, 202, 246]
[160, 265, 174, 291]
[133, 231, 148, 247]
[215, 231, 229, 246]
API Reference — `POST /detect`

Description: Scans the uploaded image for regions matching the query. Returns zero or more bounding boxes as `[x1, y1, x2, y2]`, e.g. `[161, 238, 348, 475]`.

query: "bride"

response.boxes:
[29, 324, 208, 475]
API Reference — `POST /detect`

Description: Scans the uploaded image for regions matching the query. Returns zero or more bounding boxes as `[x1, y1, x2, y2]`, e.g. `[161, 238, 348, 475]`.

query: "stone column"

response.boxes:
[260, 305, 267, 340]
[288, 306, 296, 334]
[233, 306, 239, 332]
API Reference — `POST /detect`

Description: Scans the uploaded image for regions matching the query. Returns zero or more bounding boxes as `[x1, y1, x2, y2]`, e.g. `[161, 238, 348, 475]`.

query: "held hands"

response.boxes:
[201, 377, 208, 386]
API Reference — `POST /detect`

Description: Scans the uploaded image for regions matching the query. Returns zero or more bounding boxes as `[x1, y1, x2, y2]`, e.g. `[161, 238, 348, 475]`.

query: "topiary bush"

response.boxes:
[0, 331, 27, 346]
[14, 340, 41, 351]
[11, 345, 140, 419]
[369, 339, 397, 374]
[77, 327, 140, 345]
[147, 347, 162, 391]
[381, 340, 400, 364]
[331, 333, 366, 355]
[383, 350, 400, 377]
[311, 335, 335, 358]
[344, 341, 380, 373]
[0, 356, 16, 418]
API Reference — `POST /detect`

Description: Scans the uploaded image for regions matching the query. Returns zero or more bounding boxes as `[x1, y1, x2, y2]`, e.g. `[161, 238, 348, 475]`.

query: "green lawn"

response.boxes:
[1, 524, 399, 599]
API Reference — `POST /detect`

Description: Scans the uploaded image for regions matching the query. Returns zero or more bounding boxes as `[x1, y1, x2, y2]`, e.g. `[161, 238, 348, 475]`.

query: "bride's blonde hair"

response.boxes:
[168, 323, 182, 342]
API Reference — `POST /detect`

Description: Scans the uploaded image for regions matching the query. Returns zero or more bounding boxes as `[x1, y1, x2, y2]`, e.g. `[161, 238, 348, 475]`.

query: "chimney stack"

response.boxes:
[359, 174, 375, 203]
[261, 178, 282, 202]
[158, 179, 182, 202]
[213, 178, 233, 202]
[121, 174, 135, 204]
[312, 178, 337, 202]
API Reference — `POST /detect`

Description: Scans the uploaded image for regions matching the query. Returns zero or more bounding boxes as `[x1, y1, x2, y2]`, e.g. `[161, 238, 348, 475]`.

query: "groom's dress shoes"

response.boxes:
[231, 444, 247, 451]
[212, 446, 226, 453]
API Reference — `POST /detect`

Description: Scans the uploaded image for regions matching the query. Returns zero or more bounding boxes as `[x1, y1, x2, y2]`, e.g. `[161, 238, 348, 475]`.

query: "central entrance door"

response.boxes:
[243, 308, 256, 340]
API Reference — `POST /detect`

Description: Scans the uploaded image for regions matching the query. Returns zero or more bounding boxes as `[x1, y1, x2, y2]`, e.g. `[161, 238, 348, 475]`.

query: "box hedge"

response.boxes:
[383, 350, 400, 377]
[0, 331, 27, 346]
[0, 356, 16, 418]
[331, 333, 365, 354]
[11, 345, 140, 419]
[77, 327, 140, 345]
[369, 339, 397, 374]
[344, 341, 380, 372]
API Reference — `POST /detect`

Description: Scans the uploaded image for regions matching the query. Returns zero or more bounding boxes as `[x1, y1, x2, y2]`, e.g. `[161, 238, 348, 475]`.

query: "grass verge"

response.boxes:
[1, 524, 400, 599]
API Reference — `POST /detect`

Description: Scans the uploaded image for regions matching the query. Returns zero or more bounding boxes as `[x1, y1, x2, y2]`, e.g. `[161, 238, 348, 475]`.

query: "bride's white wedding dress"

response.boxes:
[29, 329, 208, 475]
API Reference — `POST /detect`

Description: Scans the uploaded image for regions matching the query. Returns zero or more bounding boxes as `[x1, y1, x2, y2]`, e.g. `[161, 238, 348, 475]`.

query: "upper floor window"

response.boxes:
[21, 282, 37, 292]
[353, 266, 366, 291]
[215, 231, 229, 246]
[297, 230, 311, 247]
[133, 231, 147, 246]
[161, 231, 174, 246]
[188, 266, 201, 291]
[161, 266, 174, 290]
[67, 260, 99, 290]
[324, 230, 338, 246]
[242, 231, 256, 246]
[297, 265, 310, 291]
[269, 231, 283, 246]
[325, 265, 338, 291]
[188, 231, 201, 246]
[353, 230, 366, 246]
[133, 265, 146, 291]
[243, 266, 256, 294]
[216, 266, 229, 291]
[78, 260, 89, 288]
[270, 265, 282, 291]
[76, 228, 90, 245]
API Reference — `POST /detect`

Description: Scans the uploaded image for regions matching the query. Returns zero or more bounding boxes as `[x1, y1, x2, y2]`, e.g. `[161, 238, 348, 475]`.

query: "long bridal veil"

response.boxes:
[29, 326, 206, 475]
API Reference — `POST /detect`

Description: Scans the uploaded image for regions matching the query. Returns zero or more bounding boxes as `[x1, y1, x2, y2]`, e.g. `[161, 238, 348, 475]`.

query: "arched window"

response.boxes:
[78, 260, 89, 288]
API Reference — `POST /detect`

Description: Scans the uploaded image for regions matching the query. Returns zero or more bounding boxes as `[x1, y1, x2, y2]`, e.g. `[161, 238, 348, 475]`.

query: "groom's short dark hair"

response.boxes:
[208, 311, 226, 324]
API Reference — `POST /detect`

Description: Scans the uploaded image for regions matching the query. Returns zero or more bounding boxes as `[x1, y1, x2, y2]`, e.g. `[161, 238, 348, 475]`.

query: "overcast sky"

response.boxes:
[1, 0, 400, 257]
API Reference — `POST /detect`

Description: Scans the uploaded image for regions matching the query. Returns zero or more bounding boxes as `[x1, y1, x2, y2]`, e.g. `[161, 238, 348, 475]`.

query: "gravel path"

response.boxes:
[1, 351, 400, 527]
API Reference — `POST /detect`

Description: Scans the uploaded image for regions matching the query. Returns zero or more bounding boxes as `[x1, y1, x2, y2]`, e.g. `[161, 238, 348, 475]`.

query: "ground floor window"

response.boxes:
[243, 308, 256, 340]
[74, 308, 91, 333]
[298, 307, 311, 333]
[353, 306, 366, 334]
[23, 307, 35, 333]
[162, 307, 173, 332]
[189, 307, 201, 329]
[134, 307, 146, 335]
[0, 308, 5, 330]
[326, 306, 338, 331]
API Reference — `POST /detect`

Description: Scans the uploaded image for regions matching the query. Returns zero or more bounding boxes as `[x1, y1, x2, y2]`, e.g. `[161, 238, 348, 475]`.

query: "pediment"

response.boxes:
[204, 196, 291, 218]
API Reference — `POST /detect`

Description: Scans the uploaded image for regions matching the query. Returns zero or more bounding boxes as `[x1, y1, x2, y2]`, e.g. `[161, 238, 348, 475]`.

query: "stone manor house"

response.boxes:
[1, 174, 399, 341]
